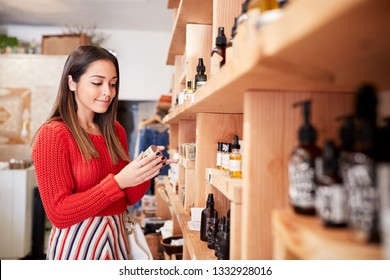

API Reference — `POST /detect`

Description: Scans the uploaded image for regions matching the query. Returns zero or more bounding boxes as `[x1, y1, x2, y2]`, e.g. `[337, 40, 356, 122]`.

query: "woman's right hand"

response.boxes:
[114, 148, 169, 189]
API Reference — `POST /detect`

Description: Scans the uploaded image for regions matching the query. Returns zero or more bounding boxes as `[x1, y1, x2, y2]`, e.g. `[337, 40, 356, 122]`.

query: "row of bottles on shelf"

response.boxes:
[213, 0, 290, 75]
[288, 84, 390, 254]
[176, 1, 291, 107]
[200, 194, 231, 260]
[177, 58, 207, 105]
[216, 135, 243, 179]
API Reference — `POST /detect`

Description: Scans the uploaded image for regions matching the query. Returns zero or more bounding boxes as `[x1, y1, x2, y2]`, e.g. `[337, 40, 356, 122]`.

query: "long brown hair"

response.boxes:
[37, 45, 129, 164]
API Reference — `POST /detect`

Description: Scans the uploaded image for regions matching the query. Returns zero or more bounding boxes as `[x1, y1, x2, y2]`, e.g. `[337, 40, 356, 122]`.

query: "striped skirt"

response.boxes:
[46, 214, 129, 260]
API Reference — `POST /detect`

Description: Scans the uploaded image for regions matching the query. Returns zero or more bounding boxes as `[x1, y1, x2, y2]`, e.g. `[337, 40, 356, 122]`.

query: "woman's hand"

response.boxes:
[114, 146, 178, 189]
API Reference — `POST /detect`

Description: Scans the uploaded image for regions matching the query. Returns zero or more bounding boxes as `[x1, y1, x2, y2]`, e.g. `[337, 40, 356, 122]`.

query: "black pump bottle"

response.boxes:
[200, 194, 218, 242]
[288, 100, 321, 215]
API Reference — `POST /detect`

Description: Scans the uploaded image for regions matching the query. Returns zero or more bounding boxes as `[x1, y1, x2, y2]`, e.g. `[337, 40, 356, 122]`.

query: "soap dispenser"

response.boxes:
[315, 140, 348, 227]
[345, 84, 380, 243]
[288, 100, 321, 215]
[200, 193, 218, 241]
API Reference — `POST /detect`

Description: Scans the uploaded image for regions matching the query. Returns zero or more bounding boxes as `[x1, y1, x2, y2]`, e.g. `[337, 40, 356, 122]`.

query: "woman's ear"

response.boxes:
[68, 75, 76, 91]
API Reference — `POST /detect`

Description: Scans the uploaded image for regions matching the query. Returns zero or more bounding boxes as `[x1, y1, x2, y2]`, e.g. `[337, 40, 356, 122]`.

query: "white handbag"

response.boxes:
[126, 212, 153, 260]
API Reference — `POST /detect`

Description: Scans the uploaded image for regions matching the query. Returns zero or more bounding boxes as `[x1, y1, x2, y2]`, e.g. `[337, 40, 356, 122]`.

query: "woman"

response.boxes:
[32, 45, 177, 260]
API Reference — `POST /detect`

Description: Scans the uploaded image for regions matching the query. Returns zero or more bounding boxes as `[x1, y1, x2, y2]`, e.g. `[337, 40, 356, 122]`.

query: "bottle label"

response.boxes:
[210, 55, 222, 78]
[316, 184, 348, 224]
[196, 80, 206, 89]
[216, 152, 222, 167]
[222, 153, 230, 171]
[288, 150, 316, 209]
[344, 155, 378, 239]
[229, 159, 241, 172]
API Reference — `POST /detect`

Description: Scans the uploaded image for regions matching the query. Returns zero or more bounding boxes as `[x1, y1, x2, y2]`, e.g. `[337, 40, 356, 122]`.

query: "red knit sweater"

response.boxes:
[32, 120, 150, 229]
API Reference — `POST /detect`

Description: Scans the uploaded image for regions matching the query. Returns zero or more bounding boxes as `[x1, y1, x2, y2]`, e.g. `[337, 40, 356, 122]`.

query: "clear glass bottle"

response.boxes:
[216, 142, 223, 169]
[230, 135, 242, 178]
[222, 143, 231, 172]
[183, 81, 193, 101]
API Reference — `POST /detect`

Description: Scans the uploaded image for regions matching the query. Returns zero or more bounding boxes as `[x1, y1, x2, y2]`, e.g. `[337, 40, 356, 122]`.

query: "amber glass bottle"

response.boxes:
[288, 100, 321, 215]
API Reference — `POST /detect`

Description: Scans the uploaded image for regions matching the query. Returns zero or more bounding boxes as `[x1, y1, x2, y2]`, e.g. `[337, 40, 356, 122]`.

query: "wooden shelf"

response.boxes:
[164, 176, 216, 260]
[179, 156, 195, 169]
[272, 208, 384, 260]
[163, 0, 390, 124]
[166, 0, 213, 65]
[205, 168, 242, 204]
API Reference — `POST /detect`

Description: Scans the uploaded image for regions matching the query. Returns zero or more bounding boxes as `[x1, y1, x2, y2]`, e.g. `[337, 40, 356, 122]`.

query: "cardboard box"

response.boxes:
[41, 34, 92, 55]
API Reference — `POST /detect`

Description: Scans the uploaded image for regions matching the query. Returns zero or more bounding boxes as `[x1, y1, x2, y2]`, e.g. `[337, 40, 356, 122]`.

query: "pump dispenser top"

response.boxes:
[293, 100, 317, 144]
[215, 27, 227, 46]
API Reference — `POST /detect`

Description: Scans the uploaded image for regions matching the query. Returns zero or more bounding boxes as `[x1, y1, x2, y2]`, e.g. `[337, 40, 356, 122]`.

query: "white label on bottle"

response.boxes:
[222, 153, 230, 170]
[210, 55, 222, 78]
[196, 81, 206, 89]
[345, 160, 377, 237]
[216, 152, 222, 167]
[315, 184, 348, 224]
[230, 159, 241, 172]
[289, 165, 316, 208]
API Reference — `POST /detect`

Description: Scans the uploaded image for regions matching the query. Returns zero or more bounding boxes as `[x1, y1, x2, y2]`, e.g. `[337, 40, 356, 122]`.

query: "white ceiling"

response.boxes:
[0, 0, 173, 32]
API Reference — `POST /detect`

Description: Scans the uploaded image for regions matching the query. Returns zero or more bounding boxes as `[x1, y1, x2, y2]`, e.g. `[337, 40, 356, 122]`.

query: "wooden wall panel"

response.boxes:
[241, 90, 354, 259]
[194, 113, 243, 207]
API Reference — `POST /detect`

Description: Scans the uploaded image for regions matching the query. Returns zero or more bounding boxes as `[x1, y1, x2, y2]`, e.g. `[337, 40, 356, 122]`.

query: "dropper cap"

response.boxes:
[231, 135, 240, 149]
[196, 58, 205, 73]
[206, 193, 215, 207]
[293, 100, 317, 144]
[215, 27, 227, 45]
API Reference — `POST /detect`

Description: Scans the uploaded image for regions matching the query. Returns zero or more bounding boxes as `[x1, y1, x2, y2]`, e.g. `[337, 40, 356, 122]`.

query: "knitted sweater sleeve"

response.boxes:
[115, 121, 151, 204]
[32, 122, 125, 229]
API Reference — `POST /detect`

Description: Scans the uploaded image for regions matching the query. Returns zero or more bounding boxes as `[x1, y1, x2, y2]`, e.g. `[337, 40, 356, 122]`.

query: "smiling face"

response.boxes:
[68, 59, 118, 117]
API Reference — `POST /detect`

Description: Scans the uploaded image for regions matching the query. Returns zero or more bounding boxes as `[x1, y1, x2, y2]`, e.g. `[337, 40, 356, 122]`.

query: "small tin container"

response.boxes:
[143, 145, 158, 158]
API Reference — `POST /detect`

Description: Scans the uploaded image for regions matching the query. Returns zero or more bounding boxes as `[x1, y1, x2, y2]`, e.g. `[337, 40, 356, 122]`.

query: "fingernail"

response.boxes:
[159, 169, 161, 172]
[161, 156, 165, 160]
[155, 152, 160, 156]
[162, 162, 166, 166]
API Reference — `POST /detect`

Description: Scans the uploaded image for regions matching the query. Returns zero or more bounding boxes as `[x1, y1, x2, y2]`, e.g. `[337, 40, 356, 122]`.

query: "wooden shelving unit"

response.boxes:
[166, 0, 213, 65]
[162, 0, 390, 260]
[163, 176, 216, 260]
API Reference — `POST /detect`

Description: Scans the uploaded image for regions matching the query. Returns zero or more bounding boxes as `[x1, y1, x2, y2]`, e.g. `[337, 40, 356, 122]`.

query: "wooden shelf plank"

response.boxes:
[163, 0, 390, 124]
[164, 176, 217, 260]
[205, 168, 242, 203]
[179, 156, 195, 169]
[272, 208, 384, 260]
[166, 0, 213, 65]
